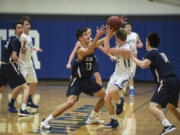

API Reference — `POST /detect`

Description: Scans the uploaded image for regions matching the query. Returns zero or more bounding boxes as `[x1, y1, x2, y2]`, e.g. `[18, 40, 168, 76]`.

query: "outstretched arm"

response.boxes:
[104, 27, 130, 59]
[130, 51, 151, 69]
[97, 45, 116, 61]
[66, 41, 81, 69]
[78, 25, 106, 61]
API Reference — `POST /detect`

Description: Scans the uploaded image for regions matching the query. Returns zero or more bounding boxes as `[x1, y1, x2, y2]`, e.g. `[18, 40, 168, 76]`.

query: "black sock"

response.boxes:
[9, 98, 15, 106]
[28, 95, 32, 102]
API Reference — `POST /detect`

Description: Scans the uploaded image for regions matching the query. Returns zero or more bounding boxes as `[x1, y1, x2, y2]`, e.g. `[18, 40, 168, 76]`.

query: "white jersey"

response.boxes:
[21, 33, 33, 61]
[114, 43, 133, 75]
[126, 32, 138, 51]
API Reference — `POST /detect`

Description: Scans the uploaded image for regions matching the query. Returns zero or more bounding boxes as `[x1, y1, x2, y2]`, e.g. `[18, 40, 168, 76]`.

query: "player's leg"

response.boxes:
[104, 85, 121, 128]
[129, 62, 136, 98]
[26, 65, 39, 108]
[8, 86, 21, 113]
[40, 95, 78, 129]
[167, 103, 180, 121]
[149, 102, 176, 135]
[85, 72, 104, 124]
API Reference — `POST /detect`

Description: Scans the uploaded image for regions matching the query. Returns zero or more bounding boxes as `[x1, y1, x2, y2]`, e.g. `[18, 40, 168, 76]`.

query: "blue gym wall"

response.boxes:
[0, 15, 180, 81]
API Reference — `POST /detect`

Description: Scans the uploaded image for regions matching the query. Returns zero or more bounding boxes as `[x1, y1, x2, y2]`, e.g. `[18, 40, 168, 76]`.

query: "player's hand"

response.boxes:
[109, 55, 117, 61]
[34, 48, 43, 52]
[96, 25, 106, 38]
[66, 64, 71, 69]
[119, 15, 127, 24]
[106, 25, 114, 37]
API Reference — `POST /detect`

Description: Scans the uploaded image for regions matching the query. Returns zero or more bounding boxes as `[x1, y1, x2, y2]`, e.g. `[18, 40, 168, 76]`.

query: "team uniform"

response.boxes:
[146, 49, 179, 108]
[20, 33, 37, 83]
[0, 36, 26, 89]
[106, 43, 132, 94]
[67, 47, 102, 97]
[126, 32, 138, 75]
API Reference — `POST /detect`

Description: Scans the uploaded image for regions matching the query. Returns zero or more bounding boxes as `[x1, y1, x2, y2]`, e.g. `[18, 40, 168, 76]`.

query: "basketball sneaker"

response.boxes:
[18, 109, 34, 116]
[104, 119, 119, 128]
[160, 125, 176, 135]
[40, 119, 52, 130]
[85, 117, 104, 124]
[116, 97, 124, 115]
[8, 103, 17, 113]
[27, 97, 39, 108]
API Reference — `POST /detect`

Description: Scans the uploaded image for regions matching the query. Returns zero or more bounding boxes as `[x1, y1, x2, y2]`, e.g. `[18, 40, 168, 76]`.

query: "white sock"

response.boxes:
[116, 99, 121, 104]
[45, 114, 54, 123]
[89, 110, 97, 119]
[130, 85, 134, 90]
[21, 103, 27, 111]
[110, 115, 117, 120]
[162, 119, 172, 127]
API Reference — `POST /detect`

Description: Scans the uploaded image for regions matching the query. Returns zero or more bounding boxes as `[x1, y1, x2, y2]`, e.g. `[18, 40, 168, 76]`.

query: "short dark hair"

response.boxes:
[20, 16, 31, 24]
[13, 21, 23, 29]
[147, 32, 160, 48]
[124, 22, 132, 27]
[115, 29, 127, 41]
[76, 28, 87, 40]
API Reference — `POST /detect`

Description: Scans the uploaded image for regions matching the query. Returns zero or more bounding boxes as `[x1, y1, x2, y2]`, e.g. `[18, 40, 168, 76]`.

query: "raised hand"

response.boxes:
[119, 15, 127, 24]
[96, 25, 106, 38]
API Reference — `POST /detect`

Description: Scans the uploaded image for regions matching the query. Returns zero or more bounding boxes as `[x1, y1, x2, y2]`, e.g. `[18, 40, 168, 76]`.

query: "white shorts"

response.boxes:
[20, 60, 38, 83]
[106, 73, 132, 95]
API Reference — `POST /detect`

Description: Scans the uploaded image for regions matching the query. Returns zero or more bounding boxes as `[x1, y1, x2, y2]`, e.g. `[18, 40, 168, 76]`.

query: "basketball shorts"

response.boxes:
[151, 76, 179, 108]
[0, 63, 26, 89]
[66, 77, 102, 97]
[20, 60, 38, 83]
[106, 73, 132, 95]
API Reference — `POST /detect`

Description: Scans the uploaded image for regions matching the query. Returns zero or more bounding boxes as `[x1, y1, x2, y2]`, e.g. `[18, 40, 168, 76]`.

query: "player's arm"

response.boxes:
[20, 36, 27, 54]
[137, 34, 143, 48]
[66, 41, 81, 69]
[97, 45, 116, 61]
[131, 52, 151, 69]
[78, 26, 105, 61]
[33, 47, 43, 52]
[104, 27, 130, 59]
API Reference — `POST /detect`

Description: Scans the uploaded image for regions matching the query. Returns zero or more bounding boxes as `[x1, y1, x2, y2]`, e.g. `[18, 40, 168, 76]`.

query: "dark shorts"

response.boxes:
[66, 77, 103, 97]
[0, 63, 26, 89]
[151, 76, 179, 108]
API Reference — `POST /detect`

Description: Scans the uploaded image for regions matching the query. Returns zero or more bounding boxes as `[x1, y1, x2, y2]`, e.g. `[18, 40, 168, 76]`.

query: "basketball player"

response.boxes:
[66, 27, 116, 86]
[40, 26, 106, 129]
[131, 32, 180, 135]
[103, 28, 132, 128]
[9, 16, 42, 109]
[0, 21, 32, 116]
[124, 22, 143, 98]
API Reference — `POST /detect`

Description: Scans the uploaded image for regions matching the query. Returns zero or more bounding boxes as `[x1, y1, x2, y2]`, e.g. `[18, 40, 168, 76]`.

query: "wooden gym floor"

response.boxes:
[0, 82, 179, 135]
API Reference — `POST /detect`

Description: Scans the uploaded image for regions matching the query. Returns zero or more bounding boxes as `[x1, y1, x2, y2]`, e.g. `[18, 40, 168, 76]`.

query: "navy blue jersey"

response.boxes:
[1, 36, 21, 63]
[145, 49, 176, 83]
[72, 53, 97, 79]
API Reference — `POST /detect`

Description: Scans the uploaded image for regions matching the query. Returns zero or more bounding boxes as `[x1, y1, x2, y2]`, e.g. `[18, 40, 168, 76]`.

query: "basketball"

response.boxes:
[107, 16, 122, 31]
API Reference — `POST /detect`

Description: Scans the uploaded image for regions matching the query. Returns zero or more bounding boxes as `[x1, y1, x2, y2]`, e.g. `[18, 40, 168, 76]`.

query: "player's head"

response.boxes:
[76, 28, 90, 44]
[146, 32, 160, 51]
[86, 27, 92, 37]
[20, 16, 31, 33]
[124, 22, 132, 34]
[115, 29, 127, 44]
[13, 21, 23, 37]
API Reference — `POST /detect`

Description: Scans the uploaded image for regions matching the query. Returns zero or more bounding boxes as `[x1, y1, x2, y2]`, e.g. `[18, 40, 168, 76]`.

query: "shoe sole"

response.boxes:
[40, 125, 52, 130]
[161, 127, 176, 135]
[18, 113, 33, 117]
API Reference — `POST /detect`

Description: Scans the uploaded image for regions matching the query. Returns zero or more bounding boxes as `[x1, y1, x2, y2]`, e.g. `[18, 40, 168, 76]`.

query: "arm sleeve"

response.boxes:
[11, 39, 20, 52]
